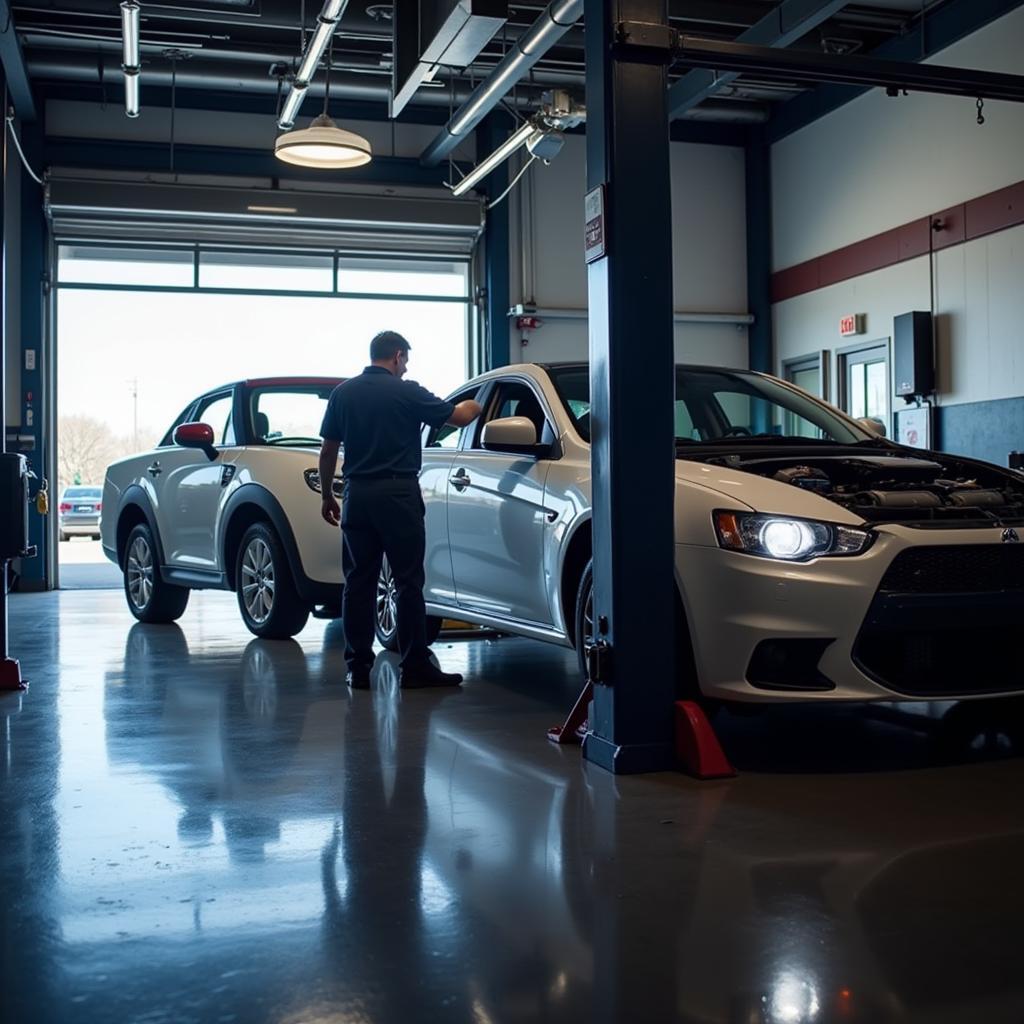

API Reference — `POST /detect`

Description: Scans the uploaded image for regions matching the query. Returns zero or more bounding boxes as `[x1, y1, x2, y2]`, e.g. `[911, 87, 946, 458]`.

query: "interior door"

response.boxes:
[159, 391, 237, 571]
[446, 379, 554, 625]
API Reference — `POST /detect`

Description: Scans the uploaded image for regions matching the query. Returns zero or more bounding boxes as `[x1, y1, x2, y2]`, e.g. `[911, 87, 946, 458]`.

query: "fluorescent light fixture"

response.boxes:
[279, 85, 307, 129]
[121, 0, 140, 118]
[124, 70, 140, 118]
[120, 0, 140, 68]
[274, 113, 372, 169]
[246, 205, 299, 214]
[451, 120, 537, 197]
[296, 20, 336, 84]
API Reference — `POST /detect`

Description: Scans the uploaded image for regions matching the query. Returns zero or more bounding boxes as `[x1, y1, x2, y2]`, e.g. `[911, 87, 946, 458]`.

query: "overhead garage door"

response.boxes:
[46, 175, 484, 256]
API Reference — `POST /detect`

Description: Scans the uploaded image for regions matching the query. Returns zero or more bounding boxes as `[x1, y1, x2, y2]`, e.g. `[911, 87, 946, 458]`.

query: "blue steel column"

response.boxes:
[478, 112, 511, 369]
[18, 121, 46, 588]
[745, 125, 773, 374]
[583, 0, 676, 773]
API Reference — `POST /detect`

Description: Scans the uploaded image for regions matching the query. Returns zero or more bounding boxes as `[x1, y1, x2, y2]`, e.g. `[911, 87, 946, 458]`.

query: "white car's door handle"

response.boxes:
[147, 461, 162, 478]
[449, 469, 471, 491]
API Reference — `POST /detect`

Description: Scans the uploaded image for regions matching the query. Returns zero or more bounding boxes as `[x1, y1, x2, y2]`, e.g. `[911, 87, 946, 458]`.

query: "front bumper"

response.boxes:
[677, 525, 1024, 703]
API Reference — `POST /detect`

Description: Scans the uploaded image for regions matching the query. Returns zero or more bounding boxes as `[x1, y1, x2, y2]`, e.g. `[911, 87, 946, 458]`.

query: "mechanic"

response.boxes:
[318, 330, 482, 690]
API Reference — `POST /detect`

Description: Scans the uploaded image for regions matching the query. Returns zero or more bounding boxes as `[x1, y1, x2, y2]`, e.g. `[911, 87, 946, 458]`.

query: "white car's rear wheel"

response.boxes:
[236, 522, 309, 639]
[374, 557, 442, 651]
[123, 523, 189, 623]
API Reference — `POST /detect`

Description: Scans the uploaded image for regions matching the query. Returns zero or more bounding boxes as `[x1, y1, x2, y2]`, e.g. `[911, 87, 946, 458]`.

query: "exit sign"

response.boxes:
[840, 314, 865, 337]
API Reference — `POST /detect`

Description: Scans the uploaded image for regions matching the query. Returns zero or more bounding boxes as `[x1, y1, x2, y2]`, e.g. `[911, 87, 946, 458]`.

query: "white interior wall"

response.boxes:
[771, 5, 1024, 424]
[507, 134, 749, 368]
[772, 6, 1024, 270]
[773, 224, 1024, 411]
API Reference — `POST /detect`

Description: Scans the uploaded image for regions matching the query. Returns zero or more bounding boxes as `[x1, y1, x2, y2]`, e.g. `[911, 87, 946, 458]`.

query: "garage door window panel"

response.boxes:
[199, 252, 334, 292]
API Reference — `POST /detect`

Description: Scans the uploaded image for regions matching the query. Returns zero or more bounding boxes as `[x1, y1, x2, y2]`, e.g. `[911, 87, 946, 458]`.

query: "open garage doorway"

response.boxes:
[55, 243, 473, 589]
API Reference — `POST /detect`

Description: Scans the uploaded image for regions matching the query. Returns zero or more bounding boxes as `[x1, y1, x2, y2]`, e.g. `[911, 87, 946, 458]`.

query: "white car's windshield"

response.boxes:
[249, 386, 334, 446]
[548, 365, 868, 445]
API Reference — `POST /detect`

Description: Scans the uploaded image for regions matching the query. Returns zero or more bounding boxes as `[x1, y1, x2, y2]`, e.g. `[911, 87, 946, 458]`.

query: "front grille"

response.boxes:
[879, 545, 1024, 594]
[855, 629, 1024, 697]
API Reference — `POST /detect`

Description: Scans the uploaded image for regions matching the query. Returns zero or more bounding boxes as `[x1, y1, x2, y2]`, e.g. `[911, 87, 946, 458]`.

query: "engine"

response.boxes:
[707, 452, 1024, 525]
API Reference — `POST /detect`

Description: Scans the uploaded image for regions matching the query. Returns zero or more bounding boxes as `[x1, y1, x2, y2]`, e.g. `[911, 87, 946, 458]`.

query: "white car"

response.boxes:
[374, 362, 1024, 703]
[102, 377, 346, 638]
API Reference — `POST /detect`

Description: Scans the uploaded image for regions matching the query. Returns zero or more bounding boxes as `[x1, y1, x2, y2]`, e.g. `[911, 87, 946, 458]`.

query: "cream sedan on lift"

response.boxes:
[101, 377, 347, 639]
[375, 362, 1024, 702]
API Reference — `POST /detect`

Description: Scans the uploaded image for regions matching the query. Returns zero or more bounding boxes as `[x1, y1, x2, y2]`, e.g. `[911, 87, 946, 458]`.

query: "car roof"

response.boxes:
[198, 376, 346, 395]
[536, 361, 769, 376]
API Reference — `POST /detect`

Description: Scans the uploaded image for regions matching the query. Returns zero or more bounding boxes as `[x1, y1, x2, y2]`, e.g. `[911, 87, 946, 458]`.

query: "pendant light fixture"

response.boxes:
[274, 38, 372, 170]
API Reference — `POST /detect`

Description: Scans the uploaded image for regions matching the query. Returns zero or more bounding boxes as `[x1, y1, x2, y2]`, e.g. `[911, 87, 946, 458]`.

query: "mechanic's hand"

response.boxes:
[321, 495, 341, 526]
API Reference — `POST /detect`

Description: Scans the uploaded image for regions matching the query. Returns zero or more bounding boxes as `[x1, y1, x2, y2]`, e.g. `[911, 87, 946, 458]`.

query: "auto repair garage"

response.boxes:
[3, 0, 1024, 1019]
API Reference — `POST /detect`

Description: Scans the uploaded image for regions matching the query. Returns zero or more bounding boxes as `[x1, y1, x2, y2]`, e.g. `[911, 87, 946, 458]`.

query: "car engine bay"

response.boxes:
[695, 449, 1024, 526]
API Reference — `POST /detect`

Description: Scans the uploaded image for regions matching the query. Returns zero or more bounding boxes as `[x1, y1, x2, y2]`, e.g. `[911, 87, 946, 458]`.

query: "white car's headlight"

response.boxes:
[713, 511, 873, 561]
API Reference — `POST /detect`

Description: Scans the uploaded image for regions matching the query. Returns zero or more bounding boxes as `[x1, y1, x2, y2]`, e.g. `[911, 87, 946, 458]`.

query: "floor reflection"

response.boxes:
[3, 590, 1024, 1023]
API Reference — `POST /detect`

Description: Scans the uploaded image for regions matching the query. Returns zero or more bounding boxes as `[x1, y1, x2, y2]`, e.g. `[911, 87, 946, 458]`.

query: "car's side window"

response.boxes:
[193, 393, 236, 446]
[472, 380, 551, 448]
[425, 386, 480, 449]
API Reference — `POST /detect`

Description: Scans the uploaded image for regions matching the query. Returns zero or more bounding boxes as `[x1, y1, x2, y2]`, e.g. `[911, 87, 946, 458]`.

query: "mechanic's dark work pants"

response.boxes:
[340, 477, 429, 672]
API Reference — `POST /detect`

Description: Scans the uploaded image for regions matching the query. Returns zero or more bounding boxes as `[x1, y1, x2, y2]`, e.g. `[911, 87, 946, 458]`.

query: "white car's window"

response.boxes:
[426, 386, 480, 449]
[250, 387, 333, 446]
[472, 380, 550, 448]
[547, 366, 867, 445]
[194, 393, 236, 445]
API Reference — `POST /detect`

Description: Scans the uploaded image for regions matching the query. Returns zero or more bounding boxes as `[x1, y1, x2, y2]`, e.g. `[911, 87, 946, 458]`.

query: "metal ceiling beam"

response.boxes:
[675, 35, 1024, 103]
[668, 0, 847, 120]
[1, 0, 37, 120]
[419, 0, 582, 166]
[767, 0, 1024, 141]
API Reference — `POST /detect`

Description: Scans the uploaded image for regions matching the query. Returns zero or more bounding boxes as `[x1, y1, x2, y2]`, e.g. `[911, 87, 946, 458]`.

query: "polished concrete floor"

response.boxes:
[4, 590, 1024, 1024]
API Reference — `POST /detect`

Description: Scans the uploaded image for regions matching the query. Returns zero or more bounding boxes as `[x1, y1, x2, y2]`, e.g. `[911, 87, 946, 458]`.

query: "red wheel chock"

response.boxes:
[547, 681, 593, 745]
[675, 701, 734, 779]
[0, 658, 28, 692]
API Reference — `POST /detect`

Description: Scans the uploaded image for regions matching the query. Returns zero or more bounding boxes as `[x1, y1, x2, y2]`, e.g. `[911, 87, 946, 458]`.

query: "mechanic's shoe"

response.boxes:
[400, 665, 464, 689]
[346, 666, 372, 690]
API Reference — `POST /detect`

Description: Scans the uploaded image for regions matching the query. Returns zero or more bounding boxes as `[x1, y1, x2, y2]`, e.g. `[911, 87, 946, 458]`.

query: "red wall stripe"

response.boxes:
[772, 179, 1024, 303]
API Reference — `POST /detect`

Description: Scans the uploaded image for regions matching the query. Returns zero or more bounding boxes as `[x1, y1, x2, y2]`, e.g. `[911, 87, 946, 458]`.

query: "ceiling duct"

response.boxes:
[392, 0, 509, 118]
[419, 0, 581, 166]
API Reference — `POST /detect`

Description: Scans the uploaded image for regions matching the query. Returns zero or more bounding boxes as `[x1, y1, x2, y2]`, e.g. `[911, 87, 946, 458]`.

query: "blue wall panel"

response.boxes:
[938, 396, 1024, 467]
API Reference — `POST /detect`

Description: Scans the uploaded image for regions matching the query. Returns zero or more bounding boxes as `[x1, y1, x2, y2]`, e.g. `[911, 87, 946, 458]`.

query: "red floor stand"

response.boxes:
[675, 701, 735, 779]
[547, 681, 593, 745]
[0, 658, 27, 692]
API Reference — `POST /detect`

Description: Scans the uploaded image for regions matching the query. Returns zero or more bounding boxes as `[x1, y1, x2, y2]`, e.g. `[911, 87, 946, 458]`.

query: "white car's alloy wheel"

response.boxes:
[241, 537, 276, 625]
[376, 559, 398, 639]
[127, 534, 154, 610]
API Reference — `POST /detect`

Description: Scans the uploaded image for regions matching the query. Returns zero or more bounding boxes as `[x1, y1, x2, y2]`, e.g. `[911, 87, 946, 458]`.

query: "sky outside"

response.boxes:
[57, 261, 470, 445]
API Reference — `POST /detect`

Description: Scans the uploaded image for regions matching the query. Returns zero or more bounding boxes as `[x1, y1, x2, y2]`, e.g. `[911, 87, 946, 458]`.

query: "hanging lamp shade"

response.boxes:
[274, 113, 372, 169]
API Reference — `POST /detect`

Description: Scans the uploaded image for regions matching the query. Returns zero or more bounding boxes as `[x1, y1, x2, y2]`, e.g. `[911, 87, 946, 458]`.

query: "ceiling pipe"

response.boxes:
[26, 52, 551, 109]
[420, 0, 582, 167]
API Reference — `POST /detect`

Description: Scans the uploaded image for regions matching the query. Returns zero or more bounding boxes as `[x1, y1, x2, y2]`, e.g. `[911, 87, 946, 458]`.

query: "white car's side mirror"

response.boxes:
[482, 416, 540, 454]
[856, 416, 887, 438]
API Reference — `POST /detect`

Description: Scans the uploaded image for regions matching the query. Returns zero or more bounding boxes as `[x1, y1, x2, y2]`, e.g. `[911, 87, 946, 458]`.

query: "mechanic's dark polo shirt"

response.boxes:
[319, 366, 455, 478]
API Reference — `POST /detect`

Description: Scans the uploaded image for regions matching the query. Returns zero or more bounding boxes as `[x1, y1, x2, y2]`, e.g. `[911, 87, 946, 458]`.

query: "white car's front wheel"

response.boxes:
[123, 523, 190, 624]
[374, 557, 442, 651]
[236, 522, 310, 640]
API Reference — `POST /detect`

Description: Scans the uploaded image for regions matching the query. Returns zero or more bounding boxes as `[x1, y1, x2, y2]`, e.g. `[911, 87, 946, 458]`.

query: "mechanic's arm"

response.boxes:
[447, 399, 482, 427]
[318, 438, 341, 526]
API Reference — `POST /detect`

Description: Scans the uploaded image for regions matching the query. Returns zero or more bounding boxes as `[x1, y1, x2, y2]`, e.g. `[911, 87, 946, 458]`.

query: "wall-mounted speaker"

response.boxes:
[893, 311, 934, 399]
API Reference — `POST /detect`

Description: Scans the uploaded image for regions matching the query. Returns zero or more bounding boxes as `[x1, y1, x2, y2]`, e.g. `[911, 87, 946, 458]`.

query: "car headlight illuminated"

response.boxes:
[713, 511, 873, 561]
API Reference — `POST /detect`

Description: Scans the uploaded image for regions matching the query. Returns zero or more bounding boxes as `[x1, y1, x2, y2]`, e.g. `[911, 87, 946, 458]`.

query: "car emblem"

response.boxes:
[1002, 528, 1020, 543]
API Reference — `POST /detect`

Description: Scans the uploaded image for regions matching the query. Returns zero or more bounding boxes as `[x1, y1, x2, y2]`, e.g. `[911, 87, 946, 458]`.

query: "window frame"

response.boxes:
[464, 376, 558, 453]
[838, 339, 891, 436]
